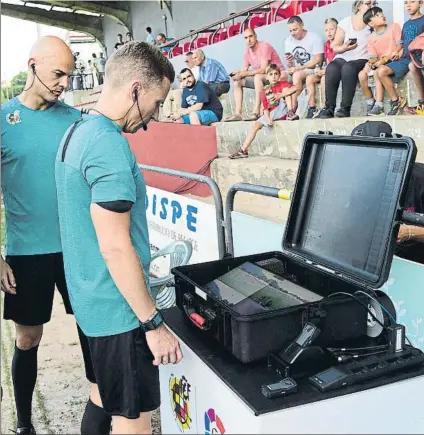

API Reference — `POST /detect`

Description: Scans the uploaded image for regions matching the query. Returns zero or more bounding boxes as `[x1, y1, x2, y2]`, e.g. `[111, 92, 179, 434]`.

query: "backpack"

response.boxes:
[351, 120, 399, 138]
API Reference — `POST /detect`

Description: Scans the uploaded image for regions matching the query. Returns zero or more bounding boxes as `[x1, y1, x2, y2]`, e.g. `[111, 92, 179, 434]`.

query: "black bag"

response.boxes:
[173, 132, 417, 364]
[351, 120, 397, 138]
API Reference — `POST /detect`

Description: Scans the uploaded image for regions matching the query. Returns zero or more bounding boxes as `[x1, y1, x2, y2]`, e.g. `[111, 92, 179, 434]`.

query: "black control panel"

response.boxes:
[309, 347, 424, 393]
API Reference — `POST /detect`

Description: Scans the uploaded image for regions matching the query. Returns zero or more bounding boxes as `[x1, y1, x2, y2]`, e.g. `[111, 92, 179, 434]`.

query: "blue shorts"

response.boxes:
[182, 110, 219, 125]
[386, 58, 411, 83]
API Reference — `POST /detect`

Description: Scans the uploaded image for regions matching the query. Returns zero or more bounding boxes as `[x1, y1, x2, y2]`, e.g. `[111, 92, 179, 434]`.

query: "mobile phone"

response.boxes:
[348, 38, 357, 45]
[261, 377, 298, 399]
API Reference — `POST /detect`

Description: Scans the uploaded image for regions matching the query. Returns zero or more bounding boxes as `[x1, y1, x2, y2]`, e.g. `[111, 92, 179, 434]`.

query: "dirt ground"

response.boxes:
[1, 294, 162, 435]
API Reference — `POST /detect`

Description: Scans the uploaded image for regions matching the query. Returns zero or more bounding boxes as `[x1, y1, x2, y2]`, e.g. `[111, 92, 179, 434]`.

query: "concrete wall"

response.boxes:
[128, 1, 259, 43]
[102, 0, 396, 65]
[103, 16, 128, 57]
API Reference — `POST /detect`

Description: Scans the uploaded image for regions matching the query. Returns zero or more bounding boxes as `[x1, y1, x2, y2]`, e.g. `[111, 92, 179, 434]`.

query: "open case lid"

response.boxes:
[282, 133, 417, 290]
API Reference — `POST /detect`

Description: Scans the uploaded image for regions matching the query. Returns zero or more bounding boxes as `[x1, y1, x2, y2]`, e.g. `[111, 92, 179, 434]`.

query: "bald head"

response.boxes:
[29, 36, 74, 68]
[26, 36, 74, 103]
[243, 28, 258, 48]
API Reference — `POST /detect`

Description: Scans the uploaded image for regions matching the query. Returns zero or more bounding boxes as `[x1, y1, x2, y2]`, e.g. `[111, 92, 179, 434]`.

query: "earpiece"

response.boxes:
[132, 87, 148, 131]
[31, 64, 36, 72]
[133, 88, 139, 102]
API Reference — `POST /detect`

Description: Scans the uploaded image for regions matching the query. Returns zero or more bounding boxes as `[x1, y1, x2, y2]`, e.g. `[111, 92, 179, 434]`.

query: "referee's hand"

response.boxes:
[146, 324, 183, 366]
[1, 258, 16, 295]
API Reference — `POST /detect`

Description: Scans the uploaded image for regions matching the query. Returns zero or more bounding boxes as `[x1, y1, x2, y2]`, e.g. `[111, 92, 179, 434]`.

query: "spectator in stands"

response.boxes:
[359, 7, 403, 116]
[126, 32, 133, 43]
[92, 53, 99, 86]
[229, 64, 297, 159]
[157, 33, 176, 52]
[318, 0, 375, 119]
[114, 33, 125, 51]
[95, 52, 107, 85]
[85, 60, 94, 89]
[395, 163, 424, 264]
[305, 18, 338, 118]
[170, 68, 223, 125]
[161, 54, 198, 119]
[374, 0, 424, 115]
[284, 16, 324, 115]
[225, 28, 285, 122]
[192, 49, 230, 97]
[146, 27, 156, 45]
[184, 52, 199, 79]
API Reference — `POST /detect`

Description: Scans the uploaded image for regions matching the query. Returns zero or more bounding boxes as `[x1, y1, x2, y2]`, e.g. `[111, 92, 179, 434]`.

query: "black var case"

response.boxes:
[172, 133, 417, 364]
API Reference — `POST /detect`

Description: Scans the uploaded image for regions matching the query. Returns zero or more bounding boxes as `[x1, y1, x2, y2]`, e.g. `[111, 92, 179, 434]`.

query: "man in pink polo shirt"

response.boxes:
[225, 28, 286, 121]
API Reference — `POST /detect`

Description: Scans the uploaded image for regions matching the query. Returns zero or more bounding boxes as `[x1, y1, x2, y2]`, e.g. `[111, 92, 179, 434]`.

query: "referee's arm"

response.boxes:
[90, 204, 157, 323]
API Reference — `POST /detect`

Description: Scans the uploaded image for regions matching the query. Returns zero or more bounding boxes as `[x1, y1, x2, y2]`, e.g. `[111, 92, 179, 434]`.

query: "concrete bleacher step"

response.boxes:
[216, 116, 424, 162]
[211, 156, 299, 222]
[161, 76, 417, 122]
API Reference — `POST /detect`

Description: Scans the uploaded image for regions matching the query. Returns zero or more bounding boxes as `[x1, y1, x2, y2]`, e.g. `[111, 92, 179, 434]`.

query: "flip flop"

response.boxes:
[243, 113, 260, 121]
[224, 114, 242, 122]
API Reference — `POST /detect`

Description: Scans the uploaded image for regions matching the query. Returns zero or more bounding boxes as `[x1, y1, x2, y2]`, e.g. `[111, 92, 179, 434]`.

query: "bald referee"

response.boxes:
[1, 36, 111, 435]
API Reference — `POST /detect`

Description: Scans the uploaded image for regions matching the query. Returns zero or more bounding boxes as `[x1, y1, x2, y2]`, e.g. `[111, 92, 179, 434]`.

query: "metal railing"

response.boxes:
[225, 183, 291, 256]
[138, 164, 226, 259]
[159, 0, 277, 55]
[67, 73, 95, 91]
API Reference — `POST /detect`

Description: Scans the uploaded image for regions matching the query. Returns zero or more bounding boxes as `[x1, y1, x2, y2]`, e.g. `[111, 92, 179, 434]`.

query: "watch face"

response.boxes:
[153, 312, 163, 327]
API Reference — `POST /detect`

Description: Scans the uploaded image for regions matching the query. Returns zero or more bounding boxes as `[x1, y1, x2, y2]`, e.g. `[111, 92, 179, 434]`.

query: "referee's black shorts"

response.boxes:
[87, 326, 160, 418]
[3, 253, 95, 383]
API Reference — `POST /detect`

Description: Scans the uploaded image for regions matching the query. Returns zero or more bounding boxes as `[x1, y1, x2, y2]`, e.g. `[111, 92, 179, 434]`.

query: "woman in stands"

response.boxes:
[305, 17, 338, 118]
[318, 0, 376, 119]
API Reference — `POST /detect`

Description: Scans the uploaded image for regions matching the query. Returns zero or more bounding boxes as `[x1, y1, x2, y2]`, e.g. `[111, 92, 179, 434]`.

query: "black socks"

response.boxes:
[81, 398, 112, 435]
[12, 343, 39, 428]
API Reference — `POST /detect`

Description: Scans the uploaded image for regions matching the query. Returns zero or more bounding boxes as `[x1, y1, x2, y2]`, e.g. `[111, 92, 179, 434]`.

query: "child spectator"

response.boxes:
[358, 6, 402, 116]
[306, 18, 338, 118]
[229, 64, 297, 159]
[374, 0, 424, 115]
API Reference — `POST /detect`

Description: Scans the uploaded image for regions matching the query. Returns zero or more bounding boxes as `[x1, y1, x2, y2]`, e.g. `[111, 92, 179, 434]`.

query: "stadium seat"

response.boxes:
[171, 46, 183, 56]
[212, 28, 229, 44]
[195, 34, 210, 49]
[183, 41, 193, 53]
[248, 13, 268, 30]
[228, 22, 241, 37]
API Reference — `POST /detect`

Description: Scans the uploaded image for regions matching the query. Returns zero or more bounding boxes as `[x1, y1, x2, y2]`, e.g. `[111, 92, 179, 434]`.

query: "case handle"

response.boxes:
[182, 293, 214, 331]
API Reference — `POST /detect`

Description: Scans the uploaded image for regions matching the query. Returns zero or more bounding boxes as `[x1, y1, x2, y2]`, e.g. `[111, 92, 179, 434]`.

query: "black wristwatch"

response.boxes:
[141, 310, 164, 332]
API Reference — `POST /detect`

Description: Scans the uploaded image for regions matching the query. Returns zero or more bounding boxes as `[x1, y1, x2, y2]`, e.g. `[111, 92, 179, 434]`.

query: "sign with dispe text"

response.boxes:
[146, 186, 219, 276]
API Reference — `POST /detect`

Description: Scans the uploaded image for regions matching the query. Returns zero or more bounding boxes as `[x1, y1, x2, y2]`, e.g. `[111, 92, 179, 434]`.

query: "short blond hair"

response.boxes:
[106, 41, 175, 89]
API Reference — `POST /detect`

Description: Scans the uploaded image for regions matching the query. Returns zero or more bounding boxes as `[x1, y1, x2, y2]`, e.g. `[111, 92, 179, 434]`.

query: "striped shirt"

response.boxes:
[198, 57, 230, 84]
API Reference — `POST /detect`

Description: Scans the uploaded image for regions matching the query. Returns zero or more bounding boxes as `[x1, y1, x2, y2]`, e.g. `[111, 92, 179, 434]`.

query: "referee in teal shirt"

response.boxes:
[1, 36, 111, 435]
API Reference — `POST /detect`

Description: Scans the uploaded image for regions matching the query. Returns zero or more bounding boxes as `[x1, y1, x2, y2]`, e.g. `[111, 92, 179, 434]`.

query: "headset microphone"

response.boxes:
[134, 88, 148, 132]
[30, 64, 57, 95]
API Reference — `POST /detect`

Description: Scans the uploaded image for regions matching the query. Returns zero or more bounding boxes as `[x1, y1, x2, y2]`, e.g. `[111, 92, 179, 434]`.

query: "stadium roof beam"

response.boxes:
[1, 2, 104, 44]
[32, 1, 131, 29]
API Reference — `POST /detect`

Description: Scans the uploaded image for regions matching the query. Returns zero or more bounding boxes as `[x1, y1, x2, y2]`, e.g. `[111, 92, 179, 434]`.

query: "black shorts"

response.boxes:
[87, 326, 160, 419]
[3, 253, 73, 325]
[3, 253, 96, 383]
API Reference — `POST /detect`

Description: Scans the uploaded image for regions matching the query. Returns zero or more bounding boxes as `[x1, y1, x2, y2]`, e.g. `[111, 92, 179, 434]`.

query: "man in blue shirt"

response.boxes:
[1, 36, 109, 435]
[171, 68, 223, 125]
[192, 49, 230, 97]
[55, 41, 182, 434]
[157, 32, 177, 52]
